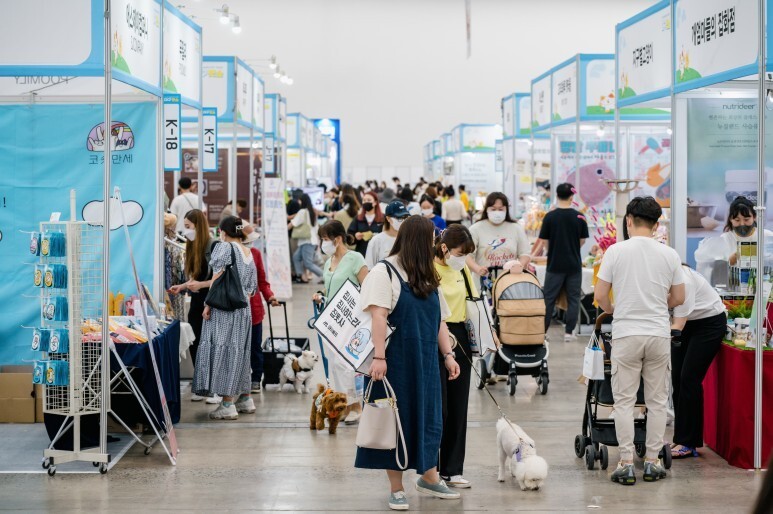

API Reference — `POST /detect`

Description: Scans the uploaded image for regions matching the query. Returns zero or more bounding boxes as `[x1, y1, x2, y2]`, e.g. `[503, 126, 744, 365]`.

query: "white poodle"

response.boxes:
[496, 418, 549, 491]
[278, 351, 318, 393]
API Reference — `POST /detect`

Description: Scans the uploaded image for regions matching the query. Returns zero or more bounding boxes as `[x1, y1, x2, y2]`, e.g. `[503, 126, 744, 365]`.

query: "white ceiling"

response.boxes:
[180, 0, 657, 172]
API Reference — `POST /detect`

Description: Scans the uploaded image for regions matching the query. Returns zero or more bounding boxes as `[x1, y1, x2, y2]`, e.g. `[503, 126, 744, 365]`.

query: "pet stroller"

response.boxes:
[573, 313, 672, 470]
[473, 268, 550, 396]
[262, 301, 310, 388]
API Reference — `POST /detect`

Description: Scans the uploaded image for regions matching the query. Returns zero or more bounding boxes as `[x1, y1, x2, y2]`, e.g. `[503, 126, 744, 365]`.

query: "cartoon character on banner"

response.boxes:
[86, 122, 134, 152]
[346, 328, 371, 360]
[566, 161, 616, 208]
[638, 137, 671, 207]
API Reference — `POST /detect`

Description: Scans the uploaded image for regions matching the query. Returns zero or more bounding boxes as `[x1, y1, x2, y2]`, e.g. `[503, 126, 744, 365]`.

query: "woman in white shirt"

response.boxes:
[719, 196, 773, 265]
[365, 201, 410, 269]
[670, 265, 727, 459]
[441, 186, 468, 225]
[466, 192, 531, 276]
[355, 216, 461, 511]
[288, 193, 322, 284]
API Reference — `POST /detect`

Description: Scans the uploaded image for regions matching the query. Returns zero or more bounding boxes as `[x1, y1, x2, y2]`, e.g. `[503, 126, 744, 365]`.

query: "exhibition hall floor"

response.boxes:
[0, 285, 763, 511]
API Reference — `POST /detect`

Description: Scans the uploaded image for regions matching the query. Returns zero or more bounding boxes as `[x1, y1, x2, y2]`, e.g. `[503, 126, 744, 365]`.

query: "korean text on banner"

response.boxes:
[202, 107, 217, 171]
[313, 280, 394, 374]
[263, 178, 293, 299]
[617, 3, 671, 103]
[163, 94, 181, 171]
[163, 3, 202, 106]
[111, 0, 162, 94]
[264, 135, 275, 174]
[552, 61, 577, 122]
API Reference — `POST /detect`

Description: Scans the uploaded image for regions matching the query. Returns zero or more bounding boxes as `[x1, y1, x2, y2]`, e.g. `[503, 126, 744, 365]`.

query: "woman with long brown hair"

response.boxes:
[347, 190, 385, 257]
[169, 208, 217, 402]
[355, 215, 461, 511]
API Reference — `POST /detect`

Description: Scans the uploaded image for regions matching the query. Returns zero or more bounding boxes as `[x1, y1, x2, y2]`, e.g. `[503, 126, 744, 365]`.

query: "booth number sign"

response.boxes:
[202, 107, 218, 172]
[163, 95, 181, 171]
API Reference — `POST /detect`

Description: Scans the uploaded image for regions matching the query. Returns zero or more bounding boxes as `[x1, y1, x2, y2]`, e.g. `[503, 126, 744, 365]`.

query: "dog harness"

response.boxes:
[315, 388, 339, 419]
[291, 360, 314, 374]
[512, 441, 535, 463]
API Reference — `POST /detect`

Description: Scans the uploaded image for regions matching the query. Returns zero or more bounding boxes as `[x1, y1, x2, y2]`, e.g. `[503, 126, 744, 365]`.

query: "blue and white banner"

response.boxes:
[163, 94, 182, 171]
[202, 107, 218, 171]
[0, 102, 158, 364]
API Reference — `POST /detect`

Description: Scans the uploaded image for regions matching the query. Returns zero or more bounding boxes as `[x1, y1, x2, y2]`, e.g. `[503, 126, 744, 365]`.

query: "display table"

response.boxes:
[703, 342, 773, 469]
[532, 264, 595, 295]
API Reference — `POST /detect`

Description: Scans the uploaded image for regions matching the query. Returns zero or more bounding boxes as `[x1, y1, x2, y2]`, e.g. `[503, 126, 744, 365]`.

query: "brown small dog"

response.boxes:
[310, 384, 349, 434]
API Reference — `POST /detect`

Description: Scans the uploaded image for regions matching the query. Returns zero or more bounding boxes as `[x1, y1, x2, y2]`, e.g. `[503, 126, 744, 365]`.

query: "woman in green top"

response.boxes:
[316, 220, 369, 423]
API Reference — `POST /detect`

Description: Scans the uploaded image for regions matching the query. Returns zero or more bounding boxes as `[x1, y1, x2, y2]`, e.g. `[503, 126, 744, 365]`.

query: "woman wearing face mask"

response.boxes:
[347, 191, 385, 257]
[433, 224, 477, 489]
[420, 194, 447, 234]
[289, 193, 323, 284]
[168, 209, 217, 401]
[467, 192, 531, 277]
[719, 196, 773, 266]
[317, 220, 369, 423]
[365, 201, 410, 269]
[333, 193, 360, 249]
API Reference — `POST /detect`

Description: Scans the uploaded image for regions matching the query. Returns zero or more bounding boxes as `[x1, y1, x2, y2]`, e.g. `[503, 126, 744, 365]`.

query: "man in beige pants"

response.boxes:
[595, 197, 685, 485]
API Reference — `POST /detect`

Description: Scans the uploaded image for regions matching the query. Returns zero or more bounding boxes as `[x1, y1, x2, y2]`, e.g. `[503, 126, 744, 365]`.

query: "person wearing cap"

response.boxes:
[365, 201, 410, 269]
[170, 177, 202, 233]
[379, 187, 396, 212]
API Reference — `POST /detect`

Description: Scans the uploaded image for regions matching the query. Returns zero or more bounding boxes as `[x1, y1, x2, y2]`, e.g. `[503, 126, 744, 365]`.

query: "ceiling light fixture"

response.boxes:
[231, 15, 241, 34]
[273, 67, 281, 79]
[218, 4, 230, 24]
[269, 56, 278, 70]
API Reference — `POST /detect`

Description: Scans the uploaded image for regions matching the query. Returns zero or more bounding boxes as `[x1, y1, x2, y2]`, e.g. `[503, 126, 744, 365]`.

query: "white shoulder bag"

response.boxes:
[355, 377, 408, 470]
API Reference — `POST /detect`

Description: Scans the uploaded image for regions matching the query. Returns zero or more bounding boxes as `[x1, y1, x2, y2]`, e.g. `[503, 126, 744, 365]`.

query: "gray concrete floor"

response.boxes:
[0, 283, 765, 511]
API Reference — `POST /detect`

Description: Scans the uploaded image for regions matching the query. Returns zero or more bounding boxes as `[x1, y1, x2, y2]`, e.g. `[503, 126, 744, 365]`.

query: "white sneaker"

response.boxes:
[388, 491, 409, 511]
[444, 475, 471, 488]
[206, 394, 222, 405]
[191, 393, 205, 402]
[235, 396, 256, 414]
[564, 333, 577, 343]
[344, 410, 361, 425]
[209, 403, 238, 420]
[251, 382, 262, 394]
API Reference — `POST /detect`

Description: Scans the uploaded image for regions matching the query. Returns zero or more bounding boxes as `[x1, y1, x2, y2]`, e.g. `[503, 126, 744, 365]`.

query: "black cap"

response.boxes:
[385, 200, 410, 219]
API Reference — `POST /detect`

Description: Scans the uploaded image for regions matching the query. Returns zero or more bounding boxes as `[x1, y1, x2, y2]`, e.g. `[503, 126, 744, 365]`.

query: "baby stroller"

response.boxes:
[574, 313, 672, 470]
[473, 268, 549, 396]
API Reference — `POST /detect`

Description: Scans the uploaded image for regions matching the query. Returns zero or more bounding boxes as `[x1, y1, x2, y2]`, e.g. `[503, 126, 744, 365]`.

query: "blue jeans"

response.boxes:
[250, 322, 263, 383]
[292, 243, 323, 278]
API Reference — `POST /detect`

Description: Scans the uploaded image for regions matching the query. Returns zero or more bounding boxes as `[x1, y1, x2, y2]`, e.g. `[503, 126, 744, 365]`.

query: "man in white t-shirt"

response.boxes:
[169, 177, 201, 233]
[594, 196, 685, 486]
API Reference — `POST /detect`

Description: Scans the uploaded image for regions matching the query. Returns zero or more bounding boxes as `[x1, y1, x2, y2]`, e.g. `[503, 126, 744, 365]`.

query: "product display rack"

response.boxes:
[37, 221, 111, 475]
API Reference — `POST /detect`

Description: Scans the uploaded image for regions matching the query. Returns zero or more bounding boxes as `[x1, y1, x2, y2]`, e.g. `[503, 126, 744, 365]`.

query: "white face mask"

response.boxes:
[182, 228, 196, 241]
[321, 240, 336, 256]
[390, 218, 404, 231]
[446, 253, 467, 271]
[421, 208, 434, 217]
[487, 210, 507, 225]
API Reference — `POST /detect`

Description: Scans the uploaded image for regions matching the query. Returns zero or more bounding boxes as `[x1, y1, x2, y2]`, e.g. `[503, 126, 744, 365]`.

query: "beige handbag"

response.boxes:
[355, 377, 408, 469]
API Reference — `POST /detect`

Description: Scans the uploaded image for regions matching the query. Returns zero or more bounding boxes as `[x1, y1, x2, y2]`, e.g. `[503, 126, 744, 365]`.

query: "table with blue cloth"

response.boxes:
[44, 321, 182, 450]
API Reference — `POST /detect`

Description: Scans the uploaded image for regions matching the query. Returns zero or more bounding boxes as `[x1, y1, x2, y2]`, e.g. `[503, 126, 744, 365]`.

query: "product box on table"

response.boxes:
[0, 365, 37, 423]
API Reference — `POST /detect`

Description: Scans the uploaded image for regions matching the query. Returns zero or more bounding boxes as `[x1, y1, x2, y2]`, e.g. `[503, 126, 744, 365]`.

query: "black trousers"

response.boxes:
[439, 322, 473, 477]
[671, 312, 726, 448]
[250, 322, 264, 383]
[187, 291, 207, 367]
[543, 271, 582, 333]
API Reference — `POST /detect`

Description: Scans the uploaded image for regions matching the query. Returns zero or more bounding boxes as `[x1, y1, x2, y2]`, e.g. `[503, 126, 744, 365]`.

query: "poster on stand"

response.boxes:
[111, 0, 162, 94]
[202, 107, 217, 171]
[0, 102, 158, 364]
[163, 3, 201, 106]
[263, 178, 293, 299]
[163, 94, 181, 171]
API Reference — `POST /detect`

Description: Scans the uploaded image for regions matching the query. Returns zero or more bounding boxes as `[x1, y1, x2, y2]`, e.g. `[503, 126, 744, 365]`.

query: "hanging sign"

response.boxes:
[236, 61, 252, 125]
[202, 58, 230, 121]
[163, 94, 181, 171]
[313, 280, 394, 373]
[279, 99, 287, 140]
[253, 75, 264, 132]
[617, 3, 671, 105]
[674, 0, 757, 92]
[163, 3, 201, 107]
[583, 58, 616, 117]
[552, 60, 577, 123]
[202, 107, 218, 171]
[502, 95, 515, 138]
[516, 94, 532, 137]
[264, 135, 276, 174]
[531, 74, 552, 130]
[111, 0, 162, 94]
[264, 95, 275, 134]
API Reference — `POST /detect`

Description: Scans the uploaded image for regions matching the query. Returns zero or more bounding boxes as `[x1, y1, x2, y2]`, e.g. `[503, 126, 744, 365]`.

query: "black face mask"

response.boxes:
[363, 202, 374, 212]
[734, 224, 755, 237]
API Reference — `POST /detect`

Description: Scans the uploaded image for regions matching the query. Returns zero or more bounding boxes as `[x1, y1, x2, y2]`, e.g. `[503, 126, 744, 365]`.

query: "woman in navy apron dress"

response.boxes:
[355, 216, 461, 511]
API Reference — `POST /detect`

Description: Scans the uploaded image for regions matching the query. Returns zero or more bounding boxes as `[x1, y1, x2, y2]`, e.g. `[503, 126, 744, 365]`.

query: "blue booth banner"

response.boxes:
[202, 107, 218, 171]
[0, 102, 158, 364]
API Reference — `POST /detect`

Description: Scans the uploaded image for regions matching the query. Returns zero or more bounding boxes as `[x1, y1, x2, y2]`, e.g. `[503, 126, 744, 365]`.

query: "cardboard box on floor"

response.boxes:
[0, 365, 43, 423]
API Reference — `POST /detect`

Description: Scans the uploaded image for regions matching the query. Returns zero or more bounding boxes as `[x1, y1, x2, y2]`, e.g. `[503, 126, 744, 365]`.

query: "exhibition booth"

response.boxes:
[450, 123, 503, 207]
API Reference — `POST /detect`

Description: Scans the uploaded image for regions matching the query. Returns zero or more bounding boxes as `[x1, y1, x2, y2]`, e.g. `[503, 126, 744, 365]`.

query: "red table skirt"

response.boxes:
[703, 343, 773, 469]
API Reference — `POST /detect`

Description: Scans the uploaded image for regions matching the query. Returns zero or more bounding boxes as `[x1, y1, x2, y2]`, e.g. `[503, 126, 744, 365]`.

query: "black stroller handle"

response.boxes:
[595, 312, 612, 331]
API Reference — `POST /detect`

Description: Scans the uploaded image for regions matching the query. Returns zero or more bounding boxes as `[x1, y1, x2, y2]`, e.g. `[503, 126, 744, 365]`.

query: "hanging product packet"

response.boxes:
[30, 232, 41, 256]
[32, 328, 51, 352]
[43, 265, 54, 288]
[33, 361, 46, 384]
[50, 264, 67, 289]
[40, 232, 51, 257]
[34, 264, 44, 287]
[48, 329, 69, 354]
[51, 232, 66, 257]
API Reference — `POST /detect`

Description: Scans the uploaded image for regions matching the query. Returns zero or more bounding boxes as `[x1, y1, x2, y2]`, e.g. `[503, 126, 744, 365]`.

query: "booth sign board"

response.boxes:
[516, 94, 532, 137]
[112, 0, 162, 95]
[253, 75, 264, 132]
[552, 60, 578, 124]
[202, 59, 230, 121]
[163, 94, 181, 171]
[235, 61, 252, 126]
[502, 95, 515, 138]
[531, 74, 552, 130]
[163, 3, 202, 108]
[202, 107, 218, 171]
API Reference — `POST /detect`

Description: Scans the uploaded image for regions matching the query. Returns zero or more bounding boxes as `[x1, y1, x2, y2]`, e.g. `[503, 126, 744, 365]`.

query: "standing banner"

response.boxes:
[202, 107, 217, 171]
[313, 280, 394, 373]
[0, 102, 158, 364]
[264, 135, 276, 174]
[163, 94, 181, 171]
[263, 178, 293, 299]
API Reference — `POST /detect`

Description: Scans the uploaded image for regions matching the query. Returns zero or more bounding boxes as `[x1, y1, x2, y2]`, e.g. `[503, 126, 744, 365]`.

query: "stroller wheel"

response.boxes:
[474, 359, 486, 390]
[635, 443, 646, 458]
[660, 444, 673, 470]
[599, 445, 609, 470]
[585, 445, 596, 470]
[538, 373, 549, 395]
[508, 377, 516, 396]
[574, 434, 586, 458]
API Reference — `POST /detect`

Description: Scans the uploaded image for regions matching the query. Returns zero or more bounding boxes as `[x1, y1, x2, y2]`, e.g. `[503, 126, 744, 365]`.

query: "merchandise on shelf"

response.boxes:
[31, 328, 51, 352]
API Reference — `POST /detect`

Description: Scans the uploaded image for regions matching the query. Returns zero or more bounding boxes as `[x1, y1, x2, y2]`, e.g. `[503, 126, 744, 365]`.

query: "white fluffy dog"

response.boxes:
[496, 418, 549, 491]
[278, 351, 318, 393]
